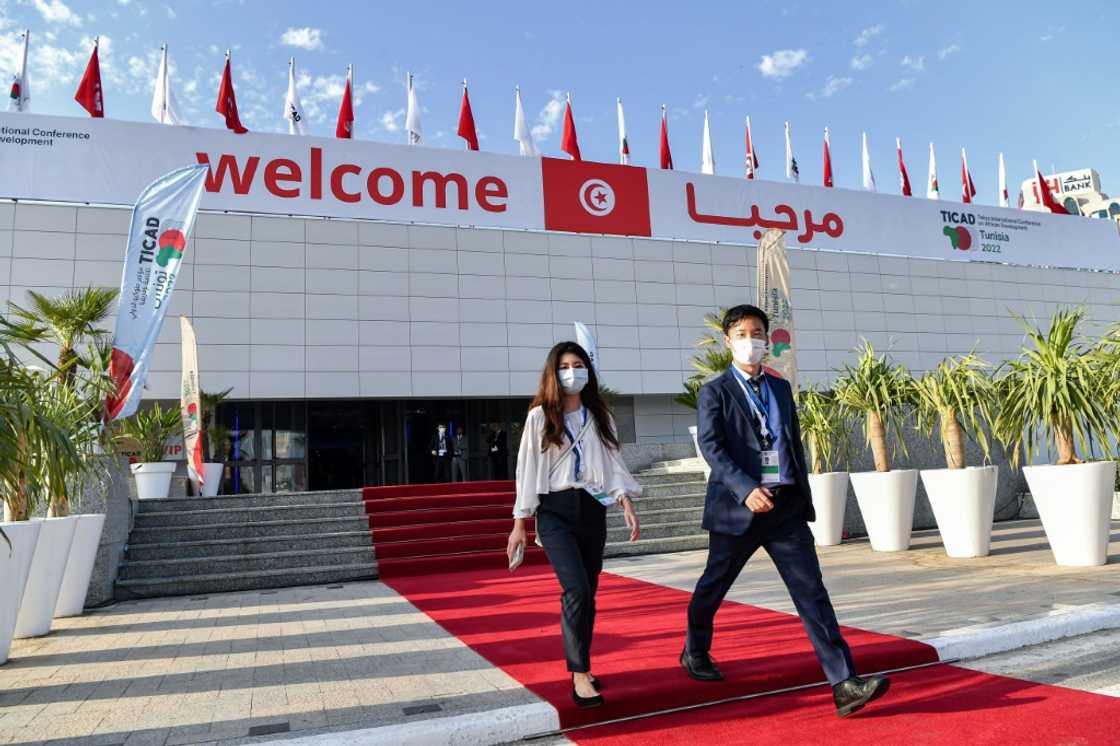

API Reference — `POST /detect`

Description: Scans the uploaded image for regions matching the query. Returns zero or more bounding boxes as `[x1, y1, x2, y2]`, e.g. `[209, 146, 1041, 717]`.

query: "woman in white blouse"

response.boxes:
[507, 341, 641, 709]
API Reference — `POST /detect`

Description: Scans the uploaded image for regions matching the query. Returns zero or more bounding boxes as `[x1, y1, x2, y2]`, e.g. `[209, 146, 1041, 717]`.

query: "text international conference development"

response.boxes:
[0, 125, 91, 147]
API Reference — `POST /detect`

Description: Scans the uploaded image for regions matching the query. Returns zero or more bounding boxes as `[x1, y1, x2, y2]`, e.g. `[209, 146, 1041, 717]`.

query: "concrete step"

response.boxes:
[646, 457, 706, 472]
[638, 480, 707, 498]
[634, 471, 708, 485]
[129, 516, 370, 543]
[606, 505, 703, 528]
[605, 533, 709, 557]
[115, 562, 377, 599]
[137, 490, 362, 513]
[119, 546, 375, 580]
[133, 502, 367, 528]
[126, 531, 373, 562]
[607, 520, 708, 542]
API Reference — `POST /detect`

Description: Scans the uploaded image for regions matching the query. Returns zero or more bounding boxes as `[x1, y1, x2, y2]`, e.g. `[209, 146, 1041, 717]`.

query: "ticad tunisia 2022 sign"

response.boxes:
[2, 112, 1119, 272]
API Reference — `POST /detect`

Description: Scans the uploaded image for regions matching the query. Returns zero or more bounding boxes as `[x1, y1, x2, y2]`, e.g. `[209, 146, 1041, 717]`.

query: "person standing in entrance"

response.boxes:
[429, 424, 452, 482]
[507, 342, 641, 710]
[487, 423, 508, 479]
[681, 305, 891, 718]
[452, 429, 469, 482]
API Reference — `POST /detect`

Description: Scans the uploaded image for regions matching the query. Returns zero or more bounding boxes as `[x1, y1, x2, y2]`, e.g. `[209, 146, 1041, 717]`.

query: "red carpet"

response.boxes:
[569, 664, 1120, 744]
[364, 480, 548, 578]
[386, 565, 939, 728]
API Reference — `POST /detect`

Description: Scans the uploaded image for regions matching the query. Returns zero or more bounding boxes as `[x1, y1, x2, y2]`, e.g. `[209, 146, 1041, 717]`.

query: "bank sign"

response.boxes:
[3, 112, 1119, 272]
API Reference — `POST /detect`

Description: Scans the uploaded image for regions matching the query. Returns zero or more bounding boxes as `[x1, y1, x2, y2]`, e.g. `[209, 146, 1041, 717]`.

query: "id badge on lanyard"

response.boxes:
[733, 369, 781, 485]
[564, 409, 615, 507]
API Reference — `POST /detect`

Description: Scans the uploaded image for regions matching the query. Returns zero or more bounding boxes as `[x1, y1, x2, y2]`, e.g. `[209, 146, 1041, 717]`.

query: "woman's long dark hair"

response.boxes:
[530, 341, 620, 452]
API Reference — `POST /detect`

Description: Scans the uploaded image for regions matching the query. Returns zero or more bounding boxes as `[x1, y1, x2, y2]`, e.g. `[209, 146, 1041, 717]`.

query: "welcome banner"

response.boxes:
[179, 316, 204, 490]
[757, 229, 798, 395]
[2, 112, 1119, 273]
[105, 164, 208, 421]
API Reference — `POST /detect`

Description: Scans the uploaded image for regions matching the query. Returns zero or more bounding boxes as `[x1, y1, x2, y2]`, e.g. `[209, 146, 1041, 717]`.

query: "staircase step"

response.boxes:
[607, 520, 708, 542]
[129, 516, 370, 542]
[363, 480, 514, 500]
[119, 546, 375, 580]
[633, 471, 708, 485]
[366, 503, 513, 528]
[638, 481, 707, 498]
[137, 490, 362, 513]
[605, 533, 710, 557]
[115, 562, 377, 599]
[127, 531, 373, 561]
[134, 502, 366, 528]
[363, 490, 514, 513]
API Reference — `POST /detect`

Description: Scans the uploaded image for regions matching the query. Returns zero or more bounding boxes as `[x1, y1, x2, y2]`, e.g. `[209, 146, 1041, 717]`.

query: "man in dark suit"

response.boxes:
[429, 424, 452, 482]
[680, 304, 890, 718]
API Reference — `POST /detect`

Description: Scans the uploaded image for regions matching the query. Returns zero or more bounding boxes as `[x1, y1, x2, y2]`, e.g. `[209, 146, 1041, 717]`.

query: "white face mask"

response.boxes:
[558, 367, 589, 394]
[730, 337, 768, 366]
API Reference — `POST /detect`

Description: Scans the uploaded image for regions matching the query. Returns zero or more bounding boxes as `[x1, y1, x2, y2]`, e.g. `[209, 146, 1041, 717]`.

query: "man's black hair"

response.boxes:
[721, 304, 770, 335]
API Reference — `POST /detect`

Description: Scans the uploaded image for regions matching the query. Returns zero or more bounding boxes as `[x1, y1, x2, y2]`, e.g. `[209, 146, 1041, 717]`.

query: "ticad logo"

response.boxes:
[579, 179, 616, 217]
[156, 228, 187, 266]
[942, 225, 973, 251]
[770, 329, 792, 357]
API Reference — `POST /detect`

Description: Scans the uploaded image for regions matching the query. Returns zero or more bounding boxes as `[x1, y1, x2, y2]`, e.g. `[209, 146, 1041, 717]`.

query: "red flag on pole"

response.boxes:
[896, 137, 912, 196]
[335, 65, 354, 138]
[1033, 160, 1068, 214]
[215, 52, 247, 134]
[74, 38, 104, 118]
[960, 148, 976, 203]
[457, 80, 479, 151]
[560, 93, 580, 160]
[822, 127, 833, 187]
[744, 116, 758, 179]
[659, 105, 673, 170]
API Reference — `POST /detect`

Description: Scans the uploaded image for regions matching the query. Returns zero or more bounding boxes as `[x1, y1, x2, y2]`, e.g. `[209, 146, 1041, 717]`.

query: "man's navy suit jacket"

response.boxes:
[697, 368, 815, 536]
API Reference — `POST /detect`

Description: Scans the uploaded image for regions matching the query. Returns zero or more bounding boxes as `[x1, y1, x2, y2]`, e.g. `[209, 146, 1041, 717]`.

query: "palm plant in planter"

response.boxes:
[913, 353, 1000, 558]
[197, 388, 233, 496]
[678, 310, 733, 462]
[114, 403, 183, 500]
[798, 386, 851, 546]
[994, 309, 1119, 566]
[832, 342, 918, 551]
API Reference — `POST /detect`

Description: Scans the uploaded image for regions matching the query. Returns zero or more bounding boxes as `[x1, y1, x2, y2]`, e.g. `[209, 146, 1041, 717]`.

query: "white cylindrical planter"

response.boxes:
[688, 426, 703, 462]
[807, 472, 849, 546]
[1024, 461, 1116, 567]
[921, 465, 998, 558]
[53, 514, 107, 618]
[201, 463, 224, 497]
[0, 520, 42, 664]
[850, 469, 919, 551]
[131, 462, 176, 499]
[14, 516, 77, 639]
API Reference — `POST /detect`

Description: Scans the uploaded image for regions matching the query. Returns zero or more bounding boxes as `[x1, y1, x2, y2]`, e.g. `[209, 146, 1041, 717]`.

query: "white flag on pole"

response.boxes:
[7, 30, 30, 112]
[926, 141, 939, 199]
[150, 45, 184, 126]
[756, 229, 798, 396]
[405, 72, 422, 145]
[998, 152, 1009, 207]
[861, 131, 877, 191]
[573, 322, 600, 378]
[701, 110, 715, 175]
[513, 86, 538, 156]
[784, 121, 799, 182]
[180, 316, 205, 491]
[283, 58, 307, 135]
[616, 98, 630, 165]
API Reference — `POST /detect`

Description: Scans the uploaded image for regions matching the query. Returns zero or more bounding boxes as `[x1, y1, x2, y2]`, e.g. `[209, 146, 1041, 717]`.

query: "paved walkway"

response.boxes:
[1, 519, 1116, 745]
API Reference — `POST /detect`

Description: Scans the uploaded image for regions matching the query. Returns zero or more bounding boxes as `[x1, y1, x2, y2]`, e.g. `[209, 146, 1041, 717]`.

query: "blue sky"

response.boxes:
[2, 0, 1117, 204]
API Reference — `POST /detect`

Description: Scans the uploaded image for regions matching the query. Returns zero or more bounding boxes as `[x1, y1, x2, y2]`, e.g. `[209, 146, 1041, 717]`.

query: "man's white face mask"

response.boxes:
[730, 337, 768, 366]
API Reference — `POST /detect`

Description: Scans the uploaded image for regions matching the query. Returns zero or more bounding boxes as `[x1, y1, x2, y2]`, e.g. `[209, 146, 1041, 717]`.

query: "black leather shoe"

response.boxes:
[572, 687, 604, 709]
[832, 674, 890, 717]
[588, 674, 603, 691]
[680, 649, 724, 681]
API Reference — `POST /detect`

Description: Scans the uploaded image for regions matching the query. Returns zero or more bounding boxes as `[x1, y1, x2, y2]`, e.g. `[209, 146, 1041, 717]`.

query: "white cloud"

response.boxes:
[853, 24, 884, 47]
[164, 5, 175, 19]
[900, 55, 925, 72]
[280, 27, 323, 51]
[1040, 25, 1065, 42]
[889, 77, 915, 93]
[531, 90, 564, 141]
[381, 108, 404, 133]
[296, 72, 380, 124]
[807, 75, 852, 101]
[850, 54, 873, 71]
[692, 93, 709, 109]
[31, 0, 81, 26]
[757, 49, 808, 80]
[937, 43, 961, 60]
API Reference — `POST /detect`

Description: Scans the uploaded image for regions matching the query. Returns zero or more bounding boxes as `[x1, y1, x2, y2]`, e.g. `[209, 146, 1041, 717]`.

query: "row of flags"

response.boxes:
[7, 30, 1069, 213]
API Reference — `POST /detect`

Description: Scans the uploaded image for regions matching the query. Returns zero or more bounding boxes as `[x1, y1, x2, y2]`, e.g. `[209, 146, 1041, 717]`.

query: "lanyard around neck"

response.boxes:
[731, 367, 772, 442]
[562, 407, 589, 481]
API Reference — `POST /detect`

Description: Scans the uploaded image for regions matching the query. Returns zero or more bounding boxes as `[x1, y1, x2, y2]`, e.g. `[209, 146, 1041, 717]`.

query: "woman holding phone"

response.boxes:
[507, 341, 642, 709]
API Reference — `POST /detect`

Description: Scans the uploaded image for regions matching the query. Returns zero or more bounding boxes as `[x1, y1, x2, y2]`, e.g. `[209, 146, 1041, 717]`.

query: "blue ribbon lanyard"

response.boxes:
[562, 407, 589, 482]
[731, 367, 773, 446]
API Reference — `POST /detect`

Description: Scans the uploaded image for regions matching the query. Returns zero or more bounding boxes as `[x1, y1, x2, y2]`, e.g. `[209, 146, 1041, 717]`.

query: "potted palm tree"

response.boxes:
[833, 343, 918, 551]
[799, 386, 851, 546]
[995, 309, 1119, 566]
[678, 310, 733, 463]
[115, 403, 183, 499]
[198, 388, 232, 496]
[913, 353, 999, 558]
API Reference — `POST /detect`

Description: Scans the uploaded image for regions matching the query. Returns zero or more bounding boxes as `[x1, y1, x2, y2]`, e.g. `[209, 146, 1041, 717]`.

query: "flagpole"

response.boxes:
[463, 79, 470, 151]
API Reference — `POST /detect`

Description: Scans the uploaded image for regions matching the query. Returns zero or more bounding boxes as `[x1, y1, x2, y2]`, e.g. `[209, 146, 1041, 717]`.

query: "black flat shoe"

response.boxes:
[680, 649, 724, 682]
[588, 675, 603, 691]
[833, 674, 891, 718]
[572, 687, 604, 709]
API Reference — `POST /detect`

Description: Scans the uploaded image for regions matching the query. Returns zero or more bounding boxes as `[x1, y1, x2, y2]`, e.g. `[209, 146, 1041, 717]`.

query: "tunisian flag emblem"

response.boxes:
[541, 158, 651, 237]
